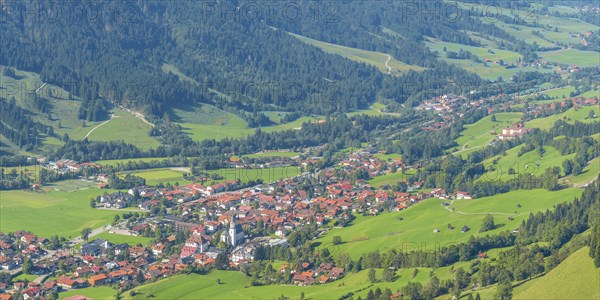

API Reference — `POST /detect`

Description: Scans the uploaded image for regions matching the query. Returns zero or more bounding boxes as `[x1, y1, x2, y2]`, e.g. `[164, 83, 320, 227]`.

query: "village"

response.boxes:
[0, 145, 482, 299]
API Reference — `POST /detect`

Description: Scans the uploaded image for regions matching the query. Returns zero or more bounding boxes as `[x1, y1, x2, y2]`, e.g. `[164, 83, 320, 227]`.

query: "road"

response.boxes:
[384, 54, 392, 74]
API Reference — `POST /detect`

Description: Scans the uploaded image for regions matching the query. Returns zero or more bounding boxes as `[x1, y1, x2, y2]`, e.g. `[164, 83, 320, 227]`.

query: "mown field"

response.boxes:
[316, 188, 582, 259]
[243, 151, 300, 158]
[125, 168, 191, 186]
[0, 183, 120, 238]
[290, 32, 425, 75]
[93, 232, 153, 246]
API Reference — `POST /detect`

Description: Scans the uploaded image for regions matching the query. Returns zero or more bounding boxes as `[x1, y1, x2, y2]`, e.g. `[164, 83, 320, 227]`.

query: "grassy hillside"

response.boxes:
[84, 109, 160, 150]
[480, 145, 576, 182]
[540, 48, 600, 67]
[290, 32, 425, 75]
[526, 106, 599, 130]
[316, 188, 582, 259]
[514, 247, 599, 300]
[454, 112, 523, 153]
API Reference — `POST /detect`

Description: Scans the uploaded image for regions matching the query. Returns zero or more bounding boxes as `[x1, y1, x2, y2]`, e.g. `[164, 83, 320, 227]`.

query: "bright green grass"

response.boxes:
[316, 188, 581, 259]
[12, 274, 38, 282]
[514, 247, 599, 300]
[290, 32, 425, 75]
[85, 109, 160, 150]
[59, 286, 117, 300]
[243, 151, 299, 158]
[93, 232, 152, 246]
[526, 106, 599, 130]
[203, 167, 301, 185]
[480, 145, 575, 182]
[540, 49, 600, 67]
[96, 157, 172, 166]
[581, 88, 599, 99]
[455, 112, 523, 150]
[539, 85, 577, 99]
[47, 179, 99, 192]
[368, 170, 416, 188]
[0, 186, 119, 238]
[562, 156, 600, 186]
[125, 266, 468, 300]
[126, 168, 190, 186]
[374, 153, 402, 161]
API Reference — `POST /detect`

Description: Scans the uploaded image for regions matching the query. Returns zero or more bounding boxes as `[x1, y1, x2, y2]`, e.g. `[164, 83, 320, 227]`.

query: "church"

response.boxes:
[221, 215, 245, 247]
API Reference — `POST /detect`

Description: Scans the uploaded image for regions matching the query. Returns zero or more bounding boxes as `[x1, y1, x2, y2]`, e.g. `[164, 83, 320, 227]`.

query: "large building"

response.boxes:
[499, 122, 530, 140]
[221, 215, 244, 247]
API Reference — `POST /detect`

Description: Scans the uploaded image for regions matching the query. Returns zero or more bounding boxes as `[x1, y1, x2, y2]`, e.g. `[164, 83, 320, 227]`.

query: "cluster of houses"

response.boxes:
[0, 232, 47, 273]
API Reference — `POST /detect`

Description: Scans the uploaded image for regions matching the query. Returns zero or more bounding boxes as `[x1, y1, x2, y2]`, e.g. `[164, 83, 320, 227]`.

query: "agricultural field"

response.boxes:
[539, 49, 600, 68]
[84, 109, 160, 150]
[315, 188, 582, 259]
[290, 32, 425, 75]
[454, 112, 523, 153]
[368, 169, 416, 188]
[526, 105, 599, 130]
[480, 145, 576, 182]
[124, 168, 191, 186]
[243, 151, 300, 159]
[513, 247, 599, 300]
[93, 232, 153, 246]
[0, 184, 120, 238]
[203, 166, 301, 185]
[59, 286, 117, 300]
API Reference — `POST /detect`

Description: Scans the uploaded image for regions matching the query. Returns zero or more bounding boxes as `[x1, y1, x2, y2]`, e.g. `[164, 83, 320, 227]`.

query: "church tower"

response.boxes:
[229, 215, 238, 247]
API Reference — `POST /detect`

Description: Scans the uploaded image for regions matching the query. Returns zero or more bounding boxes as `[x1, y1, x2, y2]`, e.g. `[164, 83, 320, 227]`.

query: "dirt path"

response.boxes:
[83, 115, 118, 139]
[384, 54, 392, 74]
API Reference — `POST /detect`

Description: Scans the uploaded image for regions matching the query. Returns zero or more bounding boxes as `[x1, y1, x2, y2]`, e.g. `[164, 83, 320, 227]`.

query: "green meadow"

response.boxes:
[59, 286, 117, 300]
[243, 151, 300, 159]
[0, 184, 119, 238]
[526, 106, 599, 130]
[203, 166, 301, 185]
[316, 188, 582, 259]
[125, 168, 191, 186]
[368, 170, 416, 188]
[84, 109, 160, 150]
[125, 262, 473, 300]
[513, 247, 599, 300]
[540, 49, 600, 67]
[454, 112, 523, 152]
[290, 32, 425, 75]
[480, 145, 575, 182]
[93, 232, 152, 246]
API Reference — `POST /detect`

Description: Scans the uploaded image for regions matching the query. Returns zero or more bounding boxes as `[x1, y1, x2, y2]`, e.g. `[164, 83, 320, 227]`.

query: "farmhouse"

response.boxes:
[499, 122, 530, 140]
